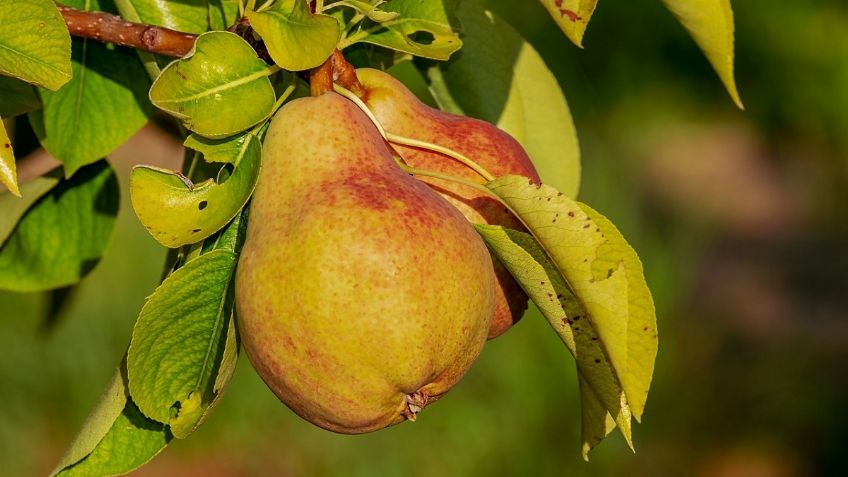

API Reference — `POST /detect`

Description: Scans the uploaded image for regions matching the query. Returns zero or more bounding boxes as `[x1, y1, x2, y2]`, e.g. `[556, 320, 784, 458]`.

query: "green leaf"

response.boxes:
[0, 168, 61, 243]
[348, 0, 462, 60]
[332, 0, 400, 23]
[34, 30, 153, 177]
[51, 361, 172, 477]
[149, 32, 276, 138]
[0, 117, 18, 197]
[426, 1, 581, 197]
[475, 223, 633, 450]
[246, 0, 340, 71]
[662, 0, 743, 108]
[118, 0, 211, 33]
[538, 0, 597, 47]
[130, 132, 261, 247]
[127, 247, 239, 436]
[0, 75, 41, 117]
[0, 0, 72, 90]
[209, 0, 240, 31]
[0, 161, 119, 292]
[579, 375, 616, 460]
[579, 202, 658, 420]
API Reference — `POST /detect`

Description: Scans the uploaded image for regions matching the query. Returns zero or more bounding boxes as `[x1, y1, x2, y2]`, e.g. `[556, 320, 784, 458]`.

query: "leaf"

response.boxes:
[475, 223, 633, 449]
[51, 360, 172, 477]
[0, 75, 41, 117]
[127, 245, 240, 436]
[351, 0, 462, 60]
[209, 0, 240, 31]
[0, 168, 61, 243]
[0, 160, 119, 292]
[579, 375, 616, 460]
[579, 202, 657, 420]
[333, 0, 400, 23]
[130, 132, 261, 247]
[538, 0, 597, 47]
[119, 0, 211, 34]
[0, 117, 19, 197]
[149, 31, 276, 138]
[33, 3, 153, 177]
[0, 0, 72, 90]
[426, 1, 581, 197]
[246, 0, 340, 71]
[662, 0, 743, 108]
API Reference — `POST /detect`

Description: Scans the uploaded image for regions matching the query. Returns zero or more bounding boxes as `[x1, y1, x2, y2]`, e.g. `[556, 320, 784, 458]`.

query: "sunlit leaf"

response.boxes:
[579, 376, 616, 460]
[33, 0, 152, 177]
[662, 0, 743, 108]
[118, 0, 210, 33]
[0, 161, 118, 292]
[349, 0, 462, 60]
[130, 132, 261, 247]
[475, 223, 633, 448]
[128, 212, 245, 437]
[427, 0, 580, 197]
[51, 360, 172, 477]
[247, 0, 340, 71]
[538, 0, 597, 47]
[149, 31, 275, 138]
[0, 0, 72, 90]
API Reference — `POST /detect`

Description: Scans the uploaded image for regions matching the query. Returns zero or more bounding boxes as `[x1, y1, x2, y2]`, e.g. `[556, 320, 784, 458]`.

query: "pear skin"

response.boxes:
[357, 68, 541, 338]
[235, 92, 496, 434]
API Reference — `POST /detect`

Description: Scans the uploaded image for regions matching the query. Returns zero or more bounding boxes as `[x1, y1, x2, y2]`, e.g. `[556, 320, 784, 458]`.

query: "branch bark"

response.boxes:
[58, 4, 197, 58]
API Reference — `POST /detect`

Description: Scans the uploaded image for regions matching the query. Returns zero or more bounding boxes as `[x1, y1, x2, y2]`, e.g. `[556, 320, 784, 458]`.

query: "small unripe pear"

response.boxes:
[235, 92, 496, 433]
[357, 68, 541, 338]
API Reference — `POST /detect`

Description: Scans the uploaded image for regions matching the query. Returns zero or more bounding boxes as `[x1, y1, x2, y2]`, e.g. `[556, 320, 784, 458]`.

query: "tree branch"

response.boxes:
[58, 4, 197, 58]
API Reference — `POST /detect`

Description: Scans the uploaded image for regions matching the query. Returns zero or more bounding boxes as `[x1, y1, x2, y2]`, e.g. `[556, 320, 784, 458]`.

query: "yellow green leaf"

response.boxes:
[579, 202, 658, 420]
[662, 0, 743, 108]
[0, 118, 19, 197]
[538, 0, 598, 47]
[247, 0, 340, 71]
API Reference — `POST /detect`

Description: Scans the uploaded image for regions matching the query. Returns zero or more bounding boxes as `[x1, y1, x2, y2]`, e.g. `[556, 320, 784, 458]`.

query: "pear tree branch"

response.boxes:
[58, 4, 198, 57]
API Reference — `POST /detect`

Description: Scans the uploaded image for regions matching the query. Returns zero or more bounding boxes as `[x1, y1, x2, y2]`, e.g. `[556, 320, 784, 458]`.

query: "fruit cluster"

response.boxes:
[236, 68, 540, 433]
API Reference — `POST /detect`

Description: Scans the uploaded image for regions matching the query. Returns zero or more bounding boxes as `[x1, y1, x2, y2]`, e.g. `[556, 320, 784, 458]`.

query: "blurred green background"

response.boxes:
[2, 0, 847, 475]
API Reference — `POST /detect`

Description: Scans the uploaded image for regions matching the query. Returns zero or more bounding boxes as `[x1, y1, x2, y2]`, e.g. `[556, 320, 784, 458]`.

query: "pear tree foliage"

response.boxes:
[0, 0, 743, 475]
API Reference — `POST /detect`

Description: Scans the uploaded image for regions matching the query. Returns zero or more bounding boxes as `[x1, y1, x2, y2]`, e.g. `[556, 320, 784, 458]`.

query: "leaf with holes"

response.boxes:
[247, 0, 340, 71]
[426, 0, 580, 197]
[0, 117, 18, 197]
[662, 0, 743, 108]
[0, 161, 118, 292]
[538, 0, 597, 47]
[475, 224, 633, 451]
[130, 132, 260, 248]
[127, 222, 243, 436]
[0, 0, 72, 90]
[50, 360, 172, 477]
[149, 31, 275, 138]
[348, 0, 462, 60]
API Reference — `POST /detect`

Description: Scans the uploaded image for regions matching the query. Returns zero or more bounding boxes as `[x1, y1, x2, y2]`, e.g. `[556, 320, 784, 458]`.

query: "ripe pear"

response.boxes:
[356, 68, 541, 339]
[235, 92, 496, 434]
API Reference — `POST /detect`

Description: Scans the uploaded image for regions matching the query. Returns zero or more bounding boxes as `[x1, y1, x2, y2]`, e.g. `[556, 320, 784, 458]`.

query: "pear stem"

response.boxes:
[384, 134, 496, 182]
[398, 164, 497, 199]
[333, 83, 387, 138]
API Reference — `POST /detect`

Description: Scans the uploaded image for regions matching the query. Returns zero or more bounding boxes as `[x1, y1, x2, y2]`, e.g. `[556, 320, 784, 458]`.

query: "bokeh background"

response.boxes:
[2, 0, 847, 475]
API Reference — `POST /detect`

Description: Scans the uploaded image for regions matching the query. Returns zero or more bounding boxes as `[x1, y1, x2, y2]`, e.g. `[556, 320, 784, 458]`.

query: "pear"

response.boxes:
[235, 92, 496, 434]
[356, 68, 541, 339]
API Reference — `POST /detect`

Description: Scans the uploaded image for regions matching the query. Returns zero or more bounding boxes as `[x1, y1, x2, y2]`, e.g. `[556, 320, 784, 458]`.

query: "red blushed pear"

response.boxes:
[235, 92, 496, 434]
[356, 68, 541, 339]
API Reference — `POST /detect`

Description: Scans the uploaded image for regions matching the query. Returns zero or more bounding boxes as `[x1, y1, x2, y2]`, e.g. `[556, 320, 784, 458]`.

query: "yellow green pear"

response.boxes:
[357, 68, 541, 339]
[235, 92, 496, 434]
